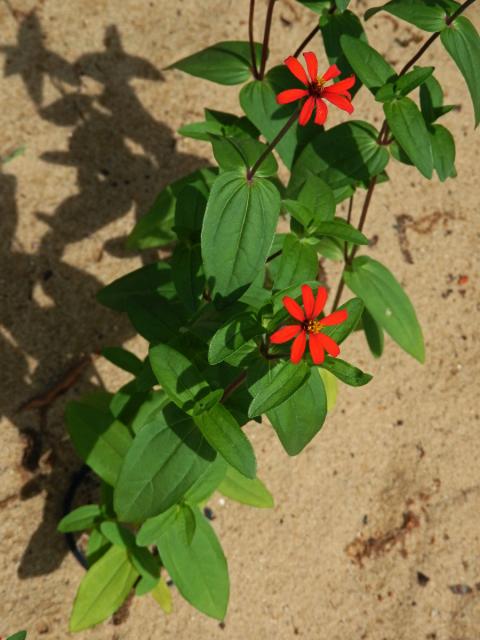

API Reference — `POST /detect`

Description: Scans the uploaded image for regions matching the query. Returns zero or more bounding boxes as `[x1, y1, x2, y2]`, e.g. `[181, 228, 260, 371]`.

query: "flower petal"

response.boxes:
[317, 332, 340, 357]
[321, 64, 341, 82]
[270, 324, 301, 344]
[283, 296, 305, 322]
[303, 51, 318, 83]
[302, 284, 315, 318]
[291, 331, 307, 364]
[327, 75, 356, 94]
[308, 333, 325, 365]
[321, 309, 348, 326]
[322, 90, 354, 114]
[314, 98, 328, 125]
[298, 96, 315, 126]
[313, 286, 328, 318]
[284, 56, 309, 85]
[276, 88, 309, 105]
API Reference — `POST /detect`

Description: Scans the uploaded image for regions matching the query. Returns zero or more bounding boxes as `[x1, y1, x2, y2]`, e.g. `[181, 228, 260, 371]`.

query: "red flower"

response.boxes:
[270, 285, 348, 365]
[276, 51, 355, 126]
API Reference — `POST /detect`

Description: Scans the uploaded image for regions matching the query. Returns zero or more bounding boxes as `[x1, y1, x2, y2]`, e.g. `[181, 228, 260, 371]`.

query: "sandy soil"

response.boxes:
[1, 0, 479, 638]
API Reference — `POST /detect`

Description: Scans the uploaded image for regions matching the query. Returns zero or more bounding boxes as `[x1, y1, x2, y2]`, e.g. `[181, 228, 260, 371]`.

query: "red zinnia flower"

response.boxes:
[276, 51, 355, 126]
[270, 285, 348, 365]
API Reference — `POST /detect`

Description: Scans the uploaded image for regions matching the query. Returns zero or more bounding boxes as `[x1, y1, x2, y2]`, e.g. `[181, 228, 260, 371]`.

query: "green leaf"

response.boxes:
[58, 505, 102, 533]
[149, 342, 214, 416]
[136, 507, 178, 547]
[267, 368, 327, 455]
[7, 632, 27, 640]
[218, 465, 274, 508]
[315, 218, 369, 245]
[362, 307, 384, 357]
[202, 171, 280, 297]
[321, 297, 364, 344]
[155, 506, 229, 619]
[344, 256, 425, 362]
[194, 404, 257, 479]
[441, 16, 480, 127]
[185, 456, 228, 504]
[289, 121, 389, 194]
[320, 357, 372, 386]
[365, 0, 449, 32]
[168, 41, 262, 85]
[129, 546, 160, 586]
[173, 183, 209, 242]
[130, 390, 170, 434]
[318, 368, 338, 411]
[86, 529, 111, 566]
[248, 361, 311, 418]
[69, 545, 138, 632]
[419, 74, 455, 123]
[114, 405, 215, 522]
[274, 235, 318, 290]
[212, 137, 278, 177]
[384, 97, 433, 178]
[101, 347, 143, 375]
[297, 175, 336, 222]
[127, 168, 216, 249]
[66, 402, 133, 486]
[179, 109, 259, 141]
[127, 296, 185, 344]
[171, 243, 204, 312]
[296, 0, 330, 13]
[396, 66, 435, 96]
[208, 312, 263, 365]
[97, 262, 175, 311]
[430, 123, 456, 181]
[100, 522, 136, 548]
[151, 578, 173, 613]
[320, 10, 367, 95]
[340, 35, 395, 93]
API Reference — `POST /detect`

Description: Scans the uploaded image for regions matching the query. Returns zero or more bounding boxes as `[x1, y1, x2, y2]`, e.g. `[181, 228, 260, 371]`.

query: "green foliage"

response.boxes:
[168, 41, 263, 85]
[62, 0, 476, 626]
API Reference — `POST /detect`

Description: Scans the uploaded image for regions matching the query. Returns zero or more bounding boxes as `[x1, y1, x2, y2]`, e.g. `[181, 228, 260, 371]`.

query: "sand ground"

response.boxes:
[1, 0, 479, 638]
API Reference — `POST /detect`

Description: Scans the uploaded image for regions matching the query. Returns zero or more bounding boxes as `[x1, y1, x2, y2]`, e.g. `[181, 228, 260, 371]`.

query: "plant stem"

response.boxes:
[329, 0, 476, 312]
[293, 25, 320, 58]
[248, 0, 260, 79]
[247, 107, 299, 180]
[259, 0, 277, 79]
[221, 371, 247, 403]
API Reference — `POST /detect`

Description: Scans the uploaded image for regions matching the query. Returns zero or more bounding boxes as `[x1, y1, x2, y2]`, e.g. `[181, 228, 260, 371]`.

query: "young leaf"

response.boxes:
[155, 505, 229, 619]
[168, 41, 262, 85]
[69, 545, 138, 632]
[100, 522, 136, 548]
[149, 342, 214, 416]
[151, 578, 173, 613]
[7, 632, 27, 640]
[344, 256, 425, 362]
[320, 357, 373, 386]
[114, 405, 215, 522]
[384, 97, 433, 178]
[101, 347, 143, 375]
[362, 307, 384, 357]
[136, 507, 178, 547]
[194, 404, 257, 479]
[441, 16, 480, 127]
[365, 0, 448, 32]
[208, 312, 263, 365]
[202, 171, 280, 297]
[218, 465, 274, 508]
[315, 218, 369, 245]
[86, 529, 111, 567]
[267, 368, 327, 455]
[66, 402, 133, 486]
[248, 361, 311, 418]
[430, 123, 456, 181]
[318, 368, 338, 411]
[274, 235, 318, 290]
[340, 35, 395, 93]
[58, 505, 102, 533]
[395, 66, 434, 96]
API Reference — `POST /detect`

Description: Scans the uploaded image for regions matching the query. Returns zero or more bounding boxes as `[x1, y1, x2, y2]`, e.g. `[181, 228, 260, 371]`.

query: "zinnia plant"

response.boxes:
[58, 0, 479, 632]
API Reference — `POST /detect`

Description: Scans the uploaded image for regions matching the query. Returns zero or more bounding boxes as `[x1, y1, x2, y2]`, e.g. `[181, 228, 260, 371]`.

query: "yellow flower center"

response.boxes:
[316, 76, 326, 87]
[306, 320, 323, 334]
